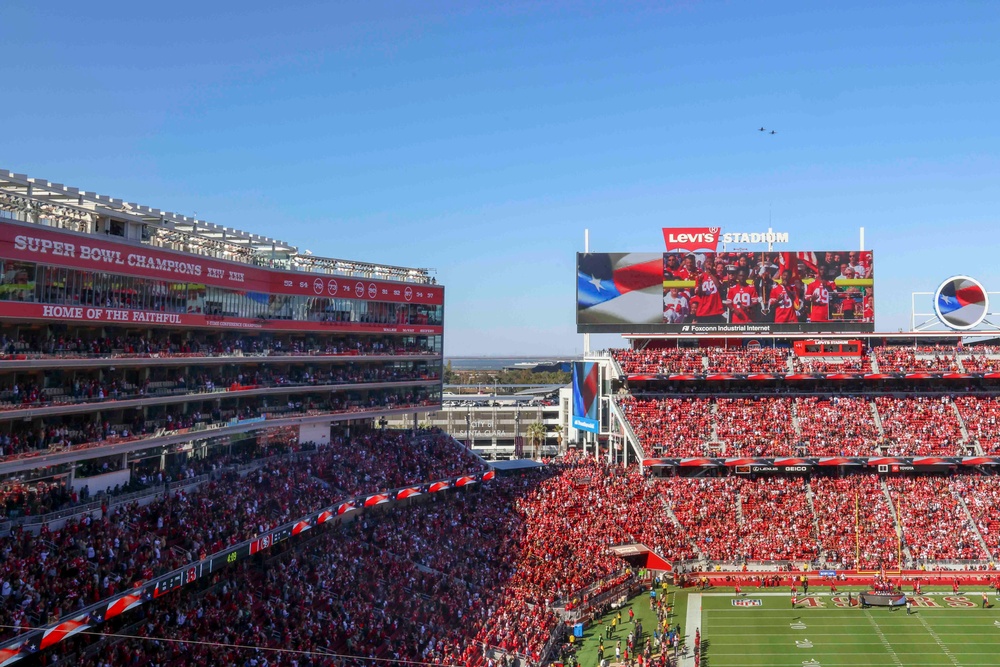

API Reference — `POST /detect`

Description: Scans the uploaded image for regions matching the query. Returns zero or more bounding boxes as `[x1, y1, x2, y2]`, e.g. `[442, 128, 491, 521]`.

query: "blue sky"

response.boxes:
[3, 1, 1000, 355]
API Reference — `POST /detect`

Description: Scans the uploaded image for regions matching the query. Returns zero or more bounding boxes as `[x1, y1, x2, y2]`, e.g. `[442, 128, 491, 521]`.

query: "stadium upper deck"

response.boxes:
[0, 170, 444, 485]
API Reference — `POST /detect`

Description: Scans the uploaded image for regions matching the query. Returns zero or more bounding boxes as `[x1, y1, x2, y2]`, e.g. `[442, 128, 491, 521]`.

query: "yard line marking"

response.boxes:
[864, 610, 903, 667]
[699, 591, 997, 597]
[917, 615, 961, 667]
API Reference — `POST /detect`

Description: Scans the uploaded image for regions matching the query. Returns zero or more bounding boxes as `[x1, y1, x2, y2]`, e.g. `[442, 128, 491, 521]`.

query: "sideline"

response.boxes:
[681, 593, 701, 667]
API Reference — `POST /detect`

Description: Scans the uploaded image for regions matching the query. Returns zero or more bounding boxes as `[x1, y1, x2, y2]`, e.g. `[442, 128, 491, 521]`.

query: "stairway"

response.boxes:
[870, 401, 886, 437]
[881, 479, 914, 566]
[790, 400, 803, 437]
[951, 484, 992, 560]
[869, 350, 880, 374]
[661, 496, 707, 564]
[949, 400, 979, 454]
[735, 490, 745, 525]
[804, 482, 824, 566]
[710, 401, 720, 443]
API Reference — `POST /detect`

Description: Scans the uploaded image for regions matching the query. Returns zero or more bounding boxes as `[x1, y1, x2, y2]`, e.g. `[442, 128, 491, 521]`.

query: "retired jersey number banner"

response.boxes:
[577, 251, 875, 334]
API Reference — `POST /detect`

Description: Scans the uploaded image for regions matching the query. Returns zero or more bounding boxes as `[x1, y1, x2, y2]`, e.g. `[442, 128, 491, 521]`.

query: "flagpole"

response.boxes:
[583, 228, 591, 356]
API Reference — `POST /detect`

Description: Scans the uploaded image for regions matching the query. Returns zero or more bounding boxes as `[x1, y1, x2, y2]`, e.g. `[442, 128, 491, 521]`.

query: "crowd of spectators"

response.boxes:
[621, 394, 991, 458]
[611, 345, 1000, 376]
[612, 348, 705, 375]
[0, 331, 438, 360]
[886, 477, 986, 561]
[795, 396, 882, 456]
[952, 475, 1000, 562]
[874, 395, 966, 455]
[873, 346, 960, 373]
[957, 346, 1000, 372]
[0, 361, 437, 412]
[12, 443, 1000, 666]
[0, 429, 482, 644]
[705, 348, 790, 373]
[790, 355, 873, 374]
[812, 475, 899, 570]
[320, 430, 487, 495]
[617, 397, 713, 457]
[954, 396, 1000, 453]
[0, 387, 436, 461]
[0, 436, 302, 521]
[615, 344, 1000, 376]
[714, 397, 796, 457]
[660, 476, 740, 561]
[61, 496, 558, 667]
[615, 346, 872, 375]
[737, 477, 817, 562]
[659, 477, 816, 562]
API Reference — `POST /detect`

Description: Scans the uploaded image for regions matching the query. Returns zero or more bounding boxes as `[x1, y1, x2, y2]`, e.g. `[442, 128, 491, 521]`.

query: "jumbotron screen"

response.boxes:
[577, 250, 874, 334]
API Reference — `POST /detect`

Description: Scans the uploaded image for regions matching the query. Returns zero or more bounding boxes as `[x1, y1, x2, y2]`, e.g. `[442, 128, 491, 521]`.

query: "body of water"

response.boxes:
[447, 357, 578, 371]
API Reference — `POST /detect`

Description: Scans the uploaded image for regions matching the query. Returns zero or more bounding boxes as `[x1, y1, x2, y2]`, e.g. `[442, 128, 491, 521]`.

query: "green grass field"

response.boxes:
[574, 588, 1000, 667]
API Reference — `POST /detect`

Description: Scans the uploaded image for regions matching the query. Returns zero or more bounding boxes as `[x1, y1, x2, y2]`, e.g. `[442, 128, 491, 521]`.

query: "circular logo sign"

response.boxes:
[327, 279, 338, 296]
[355, 282, 365, 298]
[313, 278, 324, 295]
[934, 276, 989, 330]
[404, 286, 413, 302]
[368, 283, 377, 299]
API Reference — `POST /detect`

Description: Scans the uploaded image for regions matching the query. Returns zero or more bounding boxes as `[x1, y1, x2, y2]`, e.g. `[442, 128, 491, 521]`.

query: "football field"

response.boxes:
[699, 591, 1000, 667]
[574, 589, 1000, 667]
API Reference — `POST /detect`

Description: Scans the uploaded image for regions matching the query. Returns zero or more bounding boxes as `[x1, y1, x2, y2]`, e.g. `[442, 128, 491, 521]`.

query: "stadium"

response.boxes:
[1, 172, 1000, 667]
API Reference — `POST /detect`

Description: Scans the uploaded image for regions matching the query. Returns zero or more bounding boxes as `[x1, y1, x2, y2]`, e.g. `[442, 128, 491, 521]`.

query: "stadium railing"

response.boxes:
[609, 399, 646, 461]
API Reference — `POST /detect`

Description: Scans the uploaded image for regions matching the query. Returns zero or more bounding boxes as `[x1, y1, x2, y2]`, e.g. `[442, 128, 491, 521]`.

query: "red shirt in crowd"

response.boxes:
[806, 279, 834, 322]
[726, 283, 759, 323]
[769, 283, 798, 324]
[695, 272, 725, 318]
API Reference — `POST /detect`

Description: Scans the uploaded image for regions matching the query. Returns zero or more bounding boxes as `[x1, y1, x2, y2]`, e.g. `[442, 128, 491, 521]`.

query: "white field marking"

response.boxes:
[707, 640, 971, 647]
[917, 615, 961, 667]
[864, 611, 903, 667]
[699, 591, 998, 597]
[705, 607, 1000, 625]
[790, 621, 808, 629]
[681, 593, 701, 667]
[795, 638, 814, 648]
[703, 664, 994, 667]
[714, 624, 996, 646]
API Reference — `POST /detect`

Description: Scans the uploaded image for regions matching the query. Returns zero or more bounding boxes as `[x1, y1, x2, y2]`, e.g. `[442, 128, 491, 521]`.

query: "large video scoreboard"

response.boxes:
[577, 250, 874, 334]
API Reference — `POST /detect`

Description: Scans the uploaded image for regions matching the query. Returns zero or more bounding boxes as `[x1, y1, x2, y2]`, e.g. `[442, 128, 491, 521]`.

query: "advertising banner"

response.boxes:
[572, 362, 600, 433]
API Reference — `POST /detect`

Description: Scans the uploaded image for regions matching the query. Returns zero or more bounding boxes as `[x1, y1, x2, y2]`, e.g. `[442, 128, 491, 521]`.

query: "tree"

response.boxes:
[526, 421, 546, 460]
[552, 424, 563, 454]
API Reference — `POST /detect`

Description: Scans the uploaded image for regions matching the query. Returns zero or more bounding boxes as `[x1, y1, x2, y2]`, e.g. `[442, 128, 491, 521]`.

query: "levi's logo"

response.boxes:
[662, 227, 721, 252]
[667, 232, 716, 243]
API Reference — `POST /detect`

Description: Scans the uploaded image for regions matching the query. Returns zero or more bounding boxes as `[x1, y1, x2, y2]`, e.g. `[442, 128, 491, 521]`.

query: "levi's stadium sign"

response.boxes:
[662, 227, 789, 252]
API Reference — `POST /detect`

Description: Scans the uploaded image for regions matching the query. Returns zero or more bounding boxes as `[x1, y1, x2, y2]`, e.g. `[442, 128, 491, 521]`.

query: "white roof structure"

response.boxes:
[0, 168, 434, 284]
